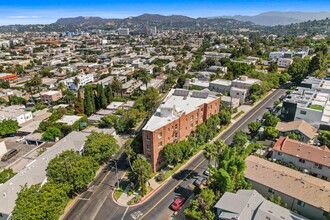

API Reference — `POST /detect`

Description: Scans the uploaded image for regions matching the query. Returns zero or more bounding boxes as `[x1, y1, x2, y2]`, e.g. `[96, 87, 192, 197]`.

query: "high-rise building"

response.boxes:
[118, 28, 130, 36]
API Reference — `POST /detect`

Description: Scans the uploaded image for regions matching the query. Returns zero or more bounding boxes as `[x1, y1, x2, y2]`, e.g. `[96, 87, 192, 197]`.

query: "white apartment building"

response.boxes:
[0, 105, 33, 125]
[301, 76, 330, 94]
[232, 76, 261, 91]
[277, 58, 293, 68]
[208, 79, 232, 93]
[118, 28, 130, 36]
[269, 51, 284, 59]
[272, 136, 330, 181]
[281, 87, 330, 128]
[60, 73, 94, 91]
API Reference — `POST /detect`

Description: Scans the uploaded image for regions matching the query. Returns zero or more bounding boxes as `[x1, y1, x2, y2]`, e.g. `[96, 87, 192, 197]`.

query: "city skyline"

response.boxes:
[1, 0, 330, 25]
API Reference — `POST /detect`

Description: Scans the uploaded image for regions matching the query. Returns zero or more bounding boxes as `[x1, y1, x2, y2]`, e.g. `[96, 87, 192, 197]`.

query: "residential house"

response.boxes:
[245, 155, 330, 220]
[40, 90, 62, 103]
[214, 190, 307, 220]
[0, 105, 33, 125]
[275, 120, 317, 143]
[277, 58, 293, 68]
[60, 73, 94, 91]
[272, 136, 330, 181]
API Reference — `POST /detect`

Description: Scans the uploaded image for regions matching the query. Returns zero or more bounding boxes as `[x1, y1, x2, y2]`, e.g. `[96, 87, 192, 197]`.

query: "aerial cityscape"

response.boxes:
[0, 1, 329, 220]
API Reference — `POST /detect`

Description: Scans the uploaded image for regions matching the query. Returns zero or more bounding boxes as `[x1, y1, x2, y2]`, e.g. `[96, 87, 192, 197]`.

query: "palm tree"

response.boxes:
[25, 74, 42, 100]
[137, 69, 152, 88]
[203, 144, 217, 167]
[73, 77, 80, 90]
[57, 82, 67, 93]
[111, 76, 123, 97]
[123, 139, 136, 171]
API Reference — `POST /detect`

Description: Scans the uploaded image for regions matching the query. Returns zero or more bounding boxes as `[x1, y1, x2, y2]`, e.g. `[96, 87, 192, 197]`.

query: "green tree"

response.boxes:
[211, 168, 234, 193]
[83, 87, 94, 116]
[184, 199, 203, 220]
[318, 130, 330, 147]
[264, 115, 280, 127]
[287, 59, 310, 85]
[123, 139, 136, 171]
[248, 121, 261, 135]
[163, 143, 183, 165]
[130, 157, 152, 197]
[106, 83, 113, 104]
[140, 87, 160, 114]
[219, 111, 231, 125]
[136, 69, 152, 87]
[12, 182, 70, 220]
[0, 119, 19, 136]
[203, 144, 217, 167]
[47, 150, 97, 195]
[84, 132, 119, 164]
[111, 76, 123, 97]
[0, 168, 16, 183]
[232, 130, 248, 148]
[264, 126, 279, 140]
[42, 127, 62, 141]
[99, 84, 107, 109]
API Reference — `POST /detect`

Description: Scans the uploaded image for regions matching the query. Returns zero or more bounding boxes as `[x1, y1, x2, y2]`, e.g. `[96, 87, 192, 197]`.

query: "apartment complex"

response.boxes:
[40, 90, 63, 103]
[245, 155, 330, 220]
[0, 105, 33, 125]
[281, 87, 330, 128]
[142, 89, 220, 171]
[60, 73, 94, 91]
[214, 190, 306, 220]
[272, 136, 330, 181]
[301, 76, 330, 93]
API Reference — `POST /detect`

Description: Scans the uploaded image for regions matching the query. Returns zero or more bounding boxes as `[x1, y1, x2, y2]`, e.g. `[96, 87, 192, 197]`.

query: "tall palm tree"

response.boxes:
[123, 139, 136, 171]
[73, 77, 80, 90]
[111, 76, 123, 97]
[137, 69, 152, 88]
[26, 74, 42, 99]
[57, 82, 67, 93]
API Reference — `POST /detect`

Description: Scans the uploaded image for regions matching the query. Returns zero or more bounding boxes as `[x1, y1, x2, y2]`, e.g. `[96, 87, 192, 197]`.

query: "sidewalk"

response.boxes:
[114, 89, 277, 206]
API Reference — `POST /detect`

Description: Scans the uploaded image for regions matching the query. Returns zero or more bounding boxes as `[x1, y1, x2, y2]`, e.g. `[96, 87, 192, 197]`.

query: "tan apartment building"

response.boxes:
[272, 136, 330, 181]
[40, 90, 62, 103]
[245, 155, 330, 220]
[142, 89, 220, 171]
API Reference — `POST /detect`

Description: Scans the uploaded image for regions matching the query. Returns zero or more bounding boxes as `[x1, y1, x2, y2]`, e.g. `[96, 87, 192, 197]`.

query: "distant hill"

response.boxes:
[219, 11, 330, 26]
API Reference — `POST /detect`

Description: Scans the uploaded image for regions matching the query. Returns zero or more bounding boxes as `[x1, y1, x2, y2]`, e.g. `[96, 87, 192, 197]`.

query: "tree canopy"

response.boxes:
[0, 119, 19, 136]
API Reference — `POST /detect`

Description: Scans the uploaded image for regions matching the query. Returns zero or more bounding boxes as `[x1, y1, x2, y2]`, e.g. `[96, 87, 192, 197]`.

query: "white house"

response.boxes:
[60, 73, 94, 91]
[277, 58, 293, 68]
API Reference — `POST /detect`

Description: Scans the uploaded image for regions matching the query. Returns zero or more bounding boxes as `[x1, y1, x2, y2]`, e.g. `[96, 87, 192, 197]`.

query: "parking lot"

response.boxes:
[0, 137, 39, 170]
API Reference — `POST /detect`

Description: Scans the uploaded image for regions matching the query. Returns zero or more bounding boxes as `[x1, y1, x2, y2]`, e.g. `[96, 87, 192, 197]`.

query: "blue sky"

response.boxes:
[0, 0, 329, 25]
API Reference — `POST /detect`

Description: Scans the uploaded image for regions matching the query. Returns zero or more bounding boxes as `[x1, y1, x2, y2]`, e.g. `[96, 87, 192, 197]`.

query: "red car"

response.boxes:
[170, 196, 186, 211]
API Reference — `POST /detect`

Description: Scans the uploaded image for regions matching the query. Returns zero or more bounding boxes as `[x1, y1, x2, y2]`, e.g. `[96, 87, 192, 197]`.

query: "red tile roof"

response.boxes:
[273, 136, 330, 168]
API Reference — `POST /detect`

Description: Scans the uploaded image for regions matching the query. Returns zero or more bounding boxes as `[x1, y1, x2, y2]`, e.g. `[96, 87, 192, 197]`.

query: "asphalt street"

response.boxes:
[63, 88, 287, 220]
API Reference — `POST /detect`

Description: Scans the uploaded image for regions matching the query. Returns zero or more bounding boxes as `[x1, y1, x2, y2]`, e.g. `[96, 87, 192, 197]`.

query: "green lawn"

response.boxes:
[233, 111, 245, 119]
[309, 104, 324, 111]
[114, 180, 129, 201]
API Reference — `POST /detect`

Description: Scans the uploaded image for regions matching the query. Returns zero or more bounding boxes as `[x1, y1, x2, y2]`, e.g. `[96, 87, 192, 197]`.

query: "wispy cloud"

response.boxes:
[7, 15, 41, 19]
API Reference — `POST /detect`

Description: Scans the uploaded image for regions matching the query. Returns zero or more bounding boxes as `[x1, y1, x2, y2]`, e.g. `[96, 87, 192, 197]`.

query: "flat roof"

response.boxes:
[0, 131, 89, 215]
[245, 155, 330, 211]
[40, 90, 61, 96]
[56, 115, 82, 125]
[210, 79, 232, 86]
[143, 89, 219, 132]
[106, 101, 124, 110]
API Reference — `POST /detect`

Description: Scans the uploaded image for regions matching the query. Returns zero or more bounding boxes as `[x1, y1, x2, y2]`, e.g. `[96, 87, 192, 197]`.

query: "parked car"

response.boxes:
[16, 136, 25, 142]
[1, 149, 18, 161]
[193, 177, 206, 186]
[203, 168, 210, 176]
[170, 196, 186, 211]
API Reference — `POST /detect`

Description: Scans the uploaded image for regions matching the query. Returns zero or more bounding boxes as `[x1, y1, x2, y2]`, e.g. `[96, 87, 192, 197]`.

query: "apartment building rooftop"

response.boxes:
[301, 77, 330, 93]
[285, 87, 329, 108]
[273, 136, 330, 168]
[245, 155, 330, 212]
[143, 89, 219, 132]
[232, 76, 261, 85]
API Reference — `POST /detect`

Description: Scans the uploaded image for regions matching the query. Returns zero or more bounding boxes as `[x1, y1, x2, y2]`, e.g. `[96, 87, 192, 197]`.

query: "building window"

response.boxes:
[146, 135, 151, 141]
[321, 176, 327, 181]
[297, 200, 305, 207]
[300, 110, 307, 115]
[314, 163, 322, 169]
[298, 158, 305, 163]
[175, 124, 178, 130]
[268, 188, 275, 194]
[277, 152, 282, 156]
[168, 137, 170, 141]
[168, 128, 170, 132]
[146, 155, 151, 161]
[158, 132, 162, 138]
[201, 108, 204, 112]
[237, 92, 239, 95]
[146, 145, 151, 151]
[200, 116, 203, 120]
[190, 124, 193, 129]
[158, 142, 163, 147]
[190, 116, 194, 121]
